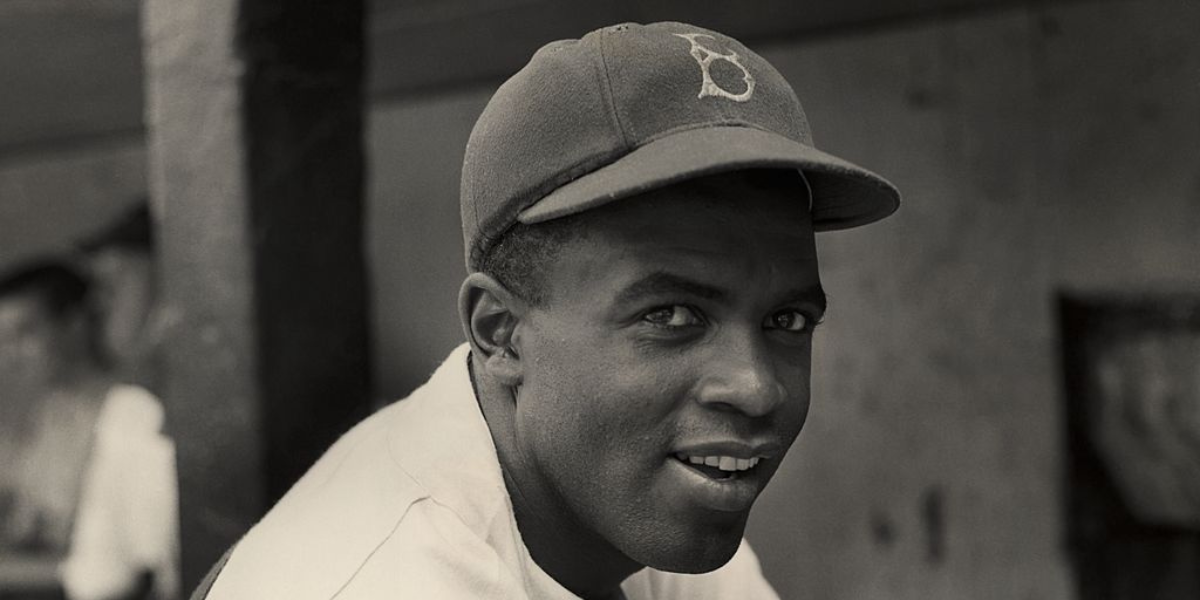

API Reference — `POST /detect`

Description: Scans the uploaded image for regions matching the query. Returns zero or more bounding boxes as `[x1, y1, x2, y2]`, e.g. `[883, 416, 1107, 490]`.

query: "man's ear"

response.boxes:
[458, 272, 525, 387]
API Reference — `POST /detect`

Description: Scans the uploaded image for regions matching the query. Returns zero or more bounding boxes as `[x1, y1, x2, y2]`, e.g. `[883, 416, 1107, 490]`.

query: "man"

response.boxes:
[76, 203, 163, 393]
[0, 260, 179, 600]
[0, 261, 105, 557]
[198, 21, 898, 599]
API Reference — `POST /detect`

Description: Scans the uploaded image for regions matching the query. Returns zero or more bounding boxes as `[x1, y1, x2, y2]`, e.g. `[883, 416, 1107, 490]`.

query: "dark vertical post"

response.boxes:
[141, 0, 370, 591]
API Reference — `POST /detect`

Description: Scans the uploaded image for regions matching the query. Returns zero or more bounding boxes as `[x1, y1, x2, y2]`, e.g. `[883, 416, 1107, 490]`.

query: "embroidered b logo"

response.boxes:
[673, 33, 756, 103]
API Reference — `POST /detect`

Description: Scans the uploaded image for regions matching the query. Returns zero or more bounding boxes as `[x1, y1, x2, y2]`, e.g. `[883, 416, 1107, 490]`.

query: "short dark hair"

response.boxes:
[478, 214, 591, 307]
[77, 201, 154, 254]
[0, 259, 91, 318]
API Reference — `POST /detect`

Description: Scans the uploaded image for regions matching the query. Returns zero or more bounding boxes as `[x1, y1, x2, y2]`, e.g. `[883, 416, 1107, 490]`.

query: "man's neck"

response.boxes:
[468, 357, 641, 600]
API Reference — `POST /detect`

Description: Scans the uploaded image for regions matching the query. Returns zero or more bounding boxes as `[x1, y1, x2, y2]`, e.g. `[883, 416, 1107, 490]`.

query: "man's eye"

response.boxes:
[768, 309, 810, 332]
[644, 305, 703, 328]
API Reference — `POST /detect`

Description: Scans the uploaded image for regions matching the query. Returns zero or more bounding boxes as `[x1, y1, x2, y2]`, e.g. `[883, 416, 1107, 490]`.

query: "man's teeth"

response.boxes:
[676, 454, 761, 472]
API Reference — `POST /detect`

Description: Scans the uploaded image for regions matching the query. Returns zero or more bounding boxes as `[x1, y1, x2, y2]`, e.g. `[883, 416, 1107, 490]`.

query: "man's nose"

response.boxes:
[694, 335, 787, 418]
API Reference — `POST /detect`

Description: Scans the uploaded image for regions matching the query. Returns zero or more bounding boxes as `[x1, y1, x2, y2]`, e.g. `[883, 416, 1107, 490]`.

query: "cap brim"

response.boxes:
[518, 125, 900, 231]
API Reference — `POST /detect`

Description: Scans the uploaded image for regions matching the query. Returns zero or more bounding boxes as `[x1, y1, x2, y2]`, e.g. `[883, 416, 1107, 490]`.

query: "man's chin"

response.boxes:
[625, 523, 747, 574]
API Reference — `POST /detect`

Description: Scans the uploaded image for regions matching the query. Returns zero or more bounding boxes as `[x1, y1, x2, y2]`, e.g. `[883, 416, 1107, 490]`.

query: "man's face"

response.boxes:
[86, 247, 153, 365]
[0, 294, 62, 386]
[511, 172, 823, 572]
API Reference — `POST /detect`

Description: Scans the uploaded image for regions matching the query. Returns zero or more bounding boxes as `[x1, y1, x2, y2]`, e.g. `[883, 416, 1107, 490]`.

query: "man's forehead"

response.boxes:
[542, 185, 821, 300]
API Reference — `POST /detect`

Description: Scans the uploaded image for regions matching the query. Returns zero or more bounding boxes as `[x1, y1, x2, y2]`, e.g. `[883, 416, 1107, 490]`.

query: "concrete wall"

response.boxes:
[367, 91, 490, 398]
[366, 1, 1200, 598]
[0, 143, 146, 270]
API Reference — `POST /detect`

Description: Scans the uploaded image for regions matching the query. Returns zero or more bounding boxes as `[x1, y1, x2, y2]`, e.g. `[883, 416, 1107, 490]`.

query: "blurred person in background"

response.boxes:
[75, 203, 163, 394]
[0, 260, 178, 600]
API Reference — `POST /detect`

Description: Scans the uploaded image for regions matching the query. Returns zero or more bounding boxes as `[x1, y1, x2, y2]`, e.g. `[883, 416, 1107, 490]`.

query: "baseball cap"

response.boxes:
[462, 21, 900, 270]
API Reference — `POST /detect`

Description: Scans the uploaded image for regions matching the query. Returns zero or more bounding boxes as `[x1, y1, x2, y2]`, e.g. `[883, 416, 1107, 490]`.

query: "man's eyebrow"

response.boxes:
[614, 272, 729, 305]
[613, 272, 827, 314]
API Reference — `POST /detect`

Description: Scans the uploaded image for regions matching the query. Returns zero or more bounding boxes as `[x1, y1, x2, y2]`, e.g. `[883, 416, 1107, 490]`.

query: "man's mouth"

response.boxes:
[673, 453, 762, 480]
[667, 443, 777, 511]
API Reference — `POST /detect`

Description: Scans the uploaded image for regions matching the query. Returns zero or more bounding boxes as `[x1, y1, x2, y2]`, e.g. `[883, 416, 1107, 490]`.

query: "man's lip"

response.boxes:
[671, 440, 781, 460]
[665, 452, 767, 513]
